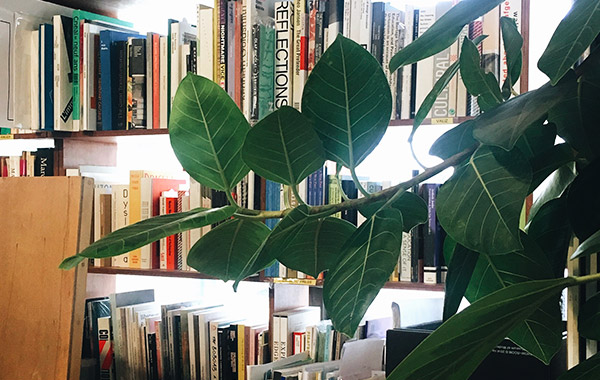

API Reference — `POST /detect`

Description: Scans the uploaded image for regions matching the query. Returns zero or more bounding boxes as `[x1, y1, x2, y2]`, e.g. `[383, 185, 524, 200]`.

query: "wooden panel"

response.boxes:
[0, 177, 93, 380]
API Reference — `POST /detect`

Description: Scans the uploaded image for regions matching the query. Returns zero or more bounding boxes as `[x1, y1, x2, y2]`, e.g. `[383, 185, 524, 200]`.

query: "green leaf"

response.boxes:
[538, 0, 600, 85]
[567, 159, 600, 241]
[429, 120, 479, 160]
[472, 77, 570, 150]
[558, 352, 600, 380]
[437, 146, 531, 255]
[412, 61, 460, 138]
[527, 198, 572, 278]
[387, 277, 575, 380]
[169, 73, 250, 192]
[442, 237, 479, 321]
[58, 255, 85, 270]
[277, 217, 357, 278]
[500, 17, 523, 99]
[572, 229, 600, 260]
[577, 61, 600, 160]
[59, 206, 237, 270]
[465, 232, 562, 364]
[187, 219, 270, 281]
[242, 106, 326, 186]
[529, 163, 577, 221]
[514, 120, 556, 161]
[459, 37, 503, 112]
[579, 292, 600, 340]
[389, 0, 503, 72]
[323, 208, 403, 335]
[529, 143, 576, 194]
[302, 34, 392, 170]
[358, 191, 427, 233]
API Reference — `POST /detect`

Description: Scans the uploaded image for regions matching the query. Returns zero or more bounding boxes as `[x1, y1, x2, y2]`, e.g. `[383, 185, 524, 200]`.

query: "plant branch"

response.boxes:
[234, 145, 477, 220]
[292, 184, 306, 206]
[351, 168, 370, 197]
[574, 272, 600, 285]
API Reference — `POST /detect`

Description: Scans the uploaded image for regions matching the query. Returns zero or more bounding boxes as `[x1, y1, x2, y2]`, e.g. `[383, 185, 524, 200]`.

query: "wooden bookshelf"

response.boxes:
[13, 128, 170, 140]
[88, 267, 445, 291]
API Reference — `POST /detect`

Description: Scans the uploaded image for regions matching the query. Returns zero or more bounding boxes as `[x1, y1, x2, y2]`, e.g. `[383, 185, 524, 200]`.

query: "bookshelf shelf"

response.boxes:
[388, 116, 473, 127]
[13, 128, 170, 140]
[87, 267, 445, 291]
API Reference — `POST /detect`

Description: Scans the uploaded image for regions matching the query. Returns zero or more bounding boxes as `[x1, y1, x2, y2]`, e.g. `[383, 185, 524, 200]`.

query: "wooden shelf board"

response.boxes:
[14, 129, 170, 140]
[88, 267, 444, 291]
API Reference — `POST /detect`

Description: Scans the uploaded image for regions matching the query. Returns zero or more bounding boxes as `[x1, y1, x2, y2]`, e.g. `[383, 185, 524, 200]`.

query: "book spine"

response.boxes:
[129, 170, 143, 268]
[409, 9, 419, 119]
[115, 41, 128, 130]
[272, 316, 280, 361]
[456, 25, 469, 117]
[420, 184, 439, 284]
[307, 0, 317, 72]
[152, 34, 160, 129]
[382, 11, 400, 120]
[431, 3, 452, 119]
[238, 325, 245, 380]
[274, 1, 294, 110]
[400, 231, 412, 282]
[314, 12, 324, 63]
[160, 36, 168, 128]
[129, 38, 146, 129]
[209, 322, 220, 380]
[292, 0, 305, 110]
[98, 316, 115, 380]
[112, 185, 130, 267]
[342, 0, 351, 38]
[198, 4, 215, 80]
[169, 21, 179, 116]
[54, 15, 74, 131]
[370, 2, 385, 64]
[160, 196, 168, 269]
[72, 12, 81, 130]
[218, 0, 228, 90]
[166, 197, 177, 270]
[241, 0, 251, 118]
[234, 2, 242, 109]
[359, 0, 372, 51]
[326, 0, 342, 48]
[140, 179, 152, 269]
[227, 1, 236, 101]
[415, 7, 435, 119]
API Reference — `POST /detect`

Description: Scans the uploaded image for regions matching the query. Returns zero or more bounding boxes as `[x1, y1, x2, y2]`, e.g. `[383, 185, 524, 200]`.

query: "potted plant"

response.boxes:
[62, 0, 600, 378]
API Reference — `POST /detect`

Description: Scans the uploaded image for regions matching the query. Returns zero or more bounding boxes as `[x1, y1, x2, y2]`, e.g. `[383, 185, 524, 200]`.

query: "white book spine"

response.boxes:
[40, 25, 46, 130]
[112, 185, 130, 267]
[198, 5, 215, 80]
[30, 30, 40, 130]
[292, 0, 305, 110]
[415, 7, 435, 119]
[81, 24, 89, 131]
[209, 321, 220, 380]
[431, 2, 452, 119]
[159, 36, 168, 129]
[400, 231, 412, 282]
[241, 0, 251, 118]
[456, 25, 469, 117]
[140, 178, 152, 269]
[349, 0, 361, 43]
[359, 0, 372, 51]
[170, 23, 180, 113]
[274, 1, 294, 110]
[401, 5, 414, 120]
[342, 0, 352, 38]
[272, 315, 280, 361]
[280, 315, 288, 358]
[382, 11, 400, 120]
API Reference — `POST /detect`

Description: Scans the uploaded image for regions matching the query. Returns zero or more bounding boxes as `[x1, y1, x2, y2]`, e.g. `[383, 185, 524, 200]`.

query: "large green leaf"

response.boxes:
[500, 17, 523, 99]
[567, 159, 600, 241]
[437, 146, 531, 255]
[429, 120, 479, 160]
[527, 198, 572, 278]
[529, 143, 576, 194]
[389, 0, 503, 72]
[514, 120, 556, 161]
[579, 292, 600, 340]
[529, 163, 577, 221]
[301, 34, 392, 170]
[387, 277, 576, 380]
[442, 237, 479, 321]
[465, 233, 562, 364]
[169, 73, 250, 192]
[538, 0, 600, 85]
[59, 206, 237, 270]
[358, 191, 427, 233]
[576, 61, 600, 160]
[277, 217, 357, 278]
[459, 38, 503, 112]
[472, 77, 570, 150]
[187, 219, 270, 281]
[242, 106, 326, 186]
[558, 352, 600, 380]
[572, 229, 600, 260]
[323, 208, 403, 335]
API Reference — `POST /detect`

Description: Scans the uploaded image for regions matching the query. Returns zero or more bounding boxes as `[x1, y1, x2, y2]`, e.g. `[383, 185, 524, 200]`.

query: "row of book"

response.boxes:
[0, 148, 54, 177]
[82, 290, 389, 380]
[11, 0, 522, 132]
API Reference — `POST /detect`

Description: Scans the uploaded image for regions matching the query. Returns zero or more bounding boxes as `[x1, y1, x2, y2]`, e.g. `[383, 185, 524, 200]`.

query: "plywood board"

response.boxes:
[0, 177, 93, 380]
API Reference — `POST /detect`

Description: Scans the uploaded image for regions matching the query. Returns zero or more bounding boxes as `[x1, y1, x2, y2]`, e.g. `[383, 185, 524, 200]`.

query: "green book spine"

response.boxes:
[258, 24, 275, 120]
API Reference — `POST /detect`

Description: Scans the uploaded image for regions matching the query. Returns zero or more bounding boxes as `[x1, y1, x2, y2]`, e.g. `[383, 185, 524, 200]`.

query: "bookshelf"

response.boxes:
[1, 0, 532, 378]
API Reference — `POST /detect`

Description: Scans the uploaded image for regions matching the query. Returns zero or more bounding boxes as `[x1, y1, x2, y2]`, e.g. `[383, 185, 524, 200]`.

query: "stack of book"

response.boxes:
[0, 148, 54, 177]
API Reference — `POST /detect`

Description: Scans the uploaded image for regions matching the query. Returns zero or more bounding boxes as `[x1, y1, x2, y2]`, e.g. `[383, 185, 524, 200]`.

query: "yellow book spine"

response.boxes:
[237, 324, 245, 380]
[128, 170, 144, 268]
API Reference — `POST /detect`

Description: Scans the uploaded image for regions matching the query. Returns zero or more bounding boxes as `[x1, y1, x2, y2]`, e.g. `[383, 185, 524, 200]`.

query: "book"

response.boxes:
[258, 23, 275, 119]
[128, 37, 147, 129]
[197, 4, 214, 80]
[111, 184, 130, 268]
[274, 1, 294, 109]
[53, 15, 75, 131]
[274, 307, 321, 358]
[39, 23, 54, 130]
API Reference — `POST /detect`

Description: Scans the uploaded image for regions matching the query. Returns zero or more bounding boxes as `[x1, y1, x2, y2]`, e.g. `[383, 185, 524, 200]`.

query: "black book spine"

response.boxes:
[190, 40, 197, 74]
[114, 40, 128, 130]
[370, 2, 385, 64]
[226, 325, 238, 380]
[409, 9, 419, 119]
[147, 332, 158, 380]
[33, 148, 54, 177]
[315, 12, 325, 63]
[173, 316, 182, 380]
[129, 38, 146, 129]
[341, 179, 358, 225]
[217, 327, 227, 380]
[420, 184, 441, 284]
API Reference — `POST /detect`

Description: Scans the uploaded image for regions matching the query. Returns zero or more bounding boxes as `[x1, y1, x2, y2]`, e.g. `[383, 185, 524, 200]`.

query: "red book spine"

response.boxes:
[166, 197, 177, 270]
[307, 0, 317, 72]
[153, 34, 160, 129]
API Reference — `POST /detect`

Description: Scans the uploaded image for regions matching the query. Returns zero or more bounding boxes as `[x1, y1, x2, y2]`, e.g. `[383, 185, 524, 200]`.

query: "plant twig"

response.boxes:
[234, 145, 477, 220]
[351, 168, 370, 197]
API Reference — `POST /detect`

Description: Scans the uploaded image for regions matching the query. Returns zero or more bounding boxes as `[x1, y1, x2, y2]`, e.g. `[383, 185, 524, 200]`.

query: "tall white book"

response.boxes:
[197, 4, 214, 80]
[414, 6, 435, 119]
[274, 1, 294, 109]
[431, 2, 453, 119]
[400, 5, 415, 120]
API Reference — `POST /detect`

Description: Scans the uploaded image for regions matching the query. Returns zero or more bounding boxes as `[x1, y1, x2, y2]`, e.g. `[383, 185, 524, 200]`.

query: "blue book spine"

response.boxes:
[315, 167, 324, 206]
[264, 179, 281, 277]
[99, 30, 139, 130]
[41, 24, 54, 130]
